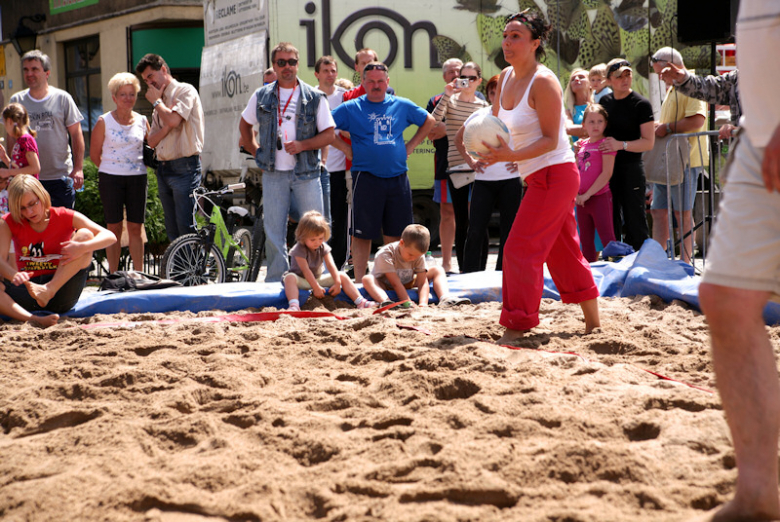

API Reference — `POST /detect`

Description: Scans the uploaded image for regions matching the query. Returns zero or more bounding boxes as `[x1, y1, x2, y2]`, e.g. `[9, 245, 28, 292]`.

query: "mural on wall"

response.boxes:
[430, 0, 711, 98]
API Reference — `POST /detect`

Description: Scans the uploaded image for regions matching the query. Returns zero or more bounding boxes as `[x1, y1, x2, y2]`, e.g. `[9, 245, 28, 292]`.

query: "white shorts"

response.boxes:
[285, 272, 335, 290]
[702, 133, 780, 295]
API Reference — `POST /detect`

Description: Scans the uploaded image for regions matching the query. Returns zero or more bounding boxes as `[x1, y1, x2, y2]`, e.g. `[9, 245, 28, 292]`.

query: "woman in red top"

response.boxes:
[0, 175, 116, 325]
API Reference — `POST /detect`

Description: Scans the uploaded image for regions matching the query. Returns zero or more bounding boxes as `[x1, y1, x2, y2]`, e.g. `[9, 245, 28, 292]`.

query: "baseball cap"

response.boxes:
[651, 47, 684, 66]
[606, 58, 632, 79]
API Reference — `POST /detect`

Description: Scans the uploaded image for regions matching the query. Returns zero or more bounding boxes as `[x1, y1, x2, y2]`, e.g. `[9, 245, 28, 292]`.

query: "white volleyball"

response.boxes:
[463, 113, 510, 157]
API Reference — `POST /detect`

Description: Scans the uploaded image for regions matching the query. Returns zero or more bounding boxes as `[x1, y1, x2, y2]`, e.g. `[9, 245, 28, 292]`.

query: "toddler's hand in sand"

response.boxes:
[328, 283, 341, 296]
[311, 284, 326, 299]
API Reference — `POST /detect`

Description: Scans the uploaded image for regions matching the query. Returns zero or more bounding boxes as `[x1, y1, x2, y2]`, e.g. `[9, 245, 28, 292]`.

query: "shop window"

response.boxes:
[65, 36, 101, 154]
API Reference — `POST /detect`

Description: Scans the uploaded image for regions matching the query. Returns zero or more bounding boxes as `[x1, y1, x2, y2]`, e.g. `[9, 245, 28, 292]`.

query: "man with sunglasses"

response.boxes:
[342, 48, 396, 102]
[331, 61, 435, 282]
[135, 53, 205, 241]
[239, 42, 335, 282]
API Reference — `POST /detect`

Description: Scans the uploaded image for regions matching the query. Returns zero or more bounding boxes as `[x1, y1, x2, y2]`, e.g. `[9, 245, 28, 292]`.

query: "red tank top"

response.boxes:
[4, 207, 75, 277]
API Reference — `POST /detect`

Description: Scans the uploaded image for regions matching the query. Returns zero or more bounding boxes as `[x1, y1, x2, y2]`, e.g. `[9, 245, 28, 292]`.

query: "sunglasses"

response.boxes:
[507, 8, 532, 25]
[650, 56, 667, 64]
[459, 75, 479, 82]
[607, 60, 631, 76]
[363, 63, 388, 73]
[275, 58, 298, 67]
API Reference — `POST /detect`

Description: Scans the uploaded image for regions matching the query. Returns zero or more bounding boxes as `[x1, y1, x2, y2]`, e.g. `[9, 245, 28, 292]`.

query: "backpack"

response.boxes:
[98, 271, 182, 292]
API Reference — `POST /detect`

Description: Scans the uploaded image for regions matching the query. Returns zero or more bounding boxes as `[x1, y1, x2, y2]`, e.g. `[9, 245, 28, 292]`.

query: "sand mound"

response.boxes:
[0, 296, 763, 521]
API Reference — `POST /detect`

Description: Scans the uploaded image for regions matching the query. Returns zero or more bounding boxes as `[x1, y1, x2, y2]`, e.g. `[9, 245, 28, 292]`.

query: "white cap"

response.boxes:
[652, 47, 684, 67]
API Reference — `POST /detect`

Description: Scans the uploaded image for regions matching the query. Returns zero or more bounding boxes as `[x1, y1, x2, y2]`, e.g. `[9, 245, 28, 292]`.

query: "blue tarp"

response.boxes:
[64, 240, 780, 325]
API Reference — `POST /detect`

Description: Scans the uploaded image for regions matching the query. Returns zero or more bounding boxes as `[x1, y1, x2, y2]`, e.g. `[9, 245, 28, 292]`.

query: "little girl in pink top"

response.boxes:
[0, 103, 40, 180]
[576, 104, 617, 262]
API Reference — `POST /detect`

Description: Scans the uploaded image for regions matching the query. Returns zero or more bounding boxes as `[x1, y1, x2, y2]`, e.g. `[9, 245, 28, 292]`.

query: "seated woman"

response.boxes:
[0, 175, 116, 326]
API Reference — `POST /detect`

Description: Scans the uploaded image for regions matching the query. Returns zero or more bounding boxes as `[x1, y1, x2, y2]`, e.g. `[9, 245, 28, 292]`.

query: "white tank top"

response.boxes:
[498, 65, 574, 179]
[99, 111, 147, 176]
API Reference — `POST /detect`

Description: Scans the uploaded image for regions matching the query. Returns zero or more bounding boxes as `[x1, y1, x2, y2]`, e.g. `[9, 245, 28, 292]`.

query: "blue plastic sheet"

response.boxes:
[63, 239, 780, 325]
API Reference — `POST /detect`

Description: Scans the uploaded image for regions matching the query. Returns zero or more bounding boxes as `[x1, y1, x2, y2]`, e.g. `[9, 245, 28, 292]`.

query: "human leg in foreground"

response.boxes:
[0, 281, 58, 326]
[498, 164, 599, 345]
[699, 283, 780, 521]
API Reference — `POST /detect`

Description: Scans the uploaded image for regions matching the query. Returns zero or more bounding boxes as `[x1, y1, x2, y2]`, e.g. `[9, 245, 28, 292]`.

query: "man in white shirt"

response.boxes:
[239, 42, 335, 282]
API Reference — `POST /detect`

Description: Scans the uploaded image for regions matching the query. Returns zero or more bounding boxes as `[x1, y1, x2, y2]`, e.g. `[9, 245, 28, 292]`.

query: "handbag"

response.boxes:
[143, 140, 159, 169]
[643, 133, 689, 186]
[448, 166, 476, 189]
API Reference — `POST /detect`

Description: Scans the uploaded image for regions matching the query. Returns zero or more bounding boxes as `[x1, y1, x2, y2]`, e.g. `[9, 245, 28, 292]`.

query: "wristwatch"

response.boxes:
[622, 141, 628, 151]
[153, 99, 162, 108]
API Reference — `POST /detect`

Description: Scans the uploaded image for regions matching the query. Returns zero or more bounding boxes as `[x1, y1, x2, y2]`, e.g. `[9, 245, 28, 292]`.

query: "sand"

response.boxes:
[0, 294, 763, 521]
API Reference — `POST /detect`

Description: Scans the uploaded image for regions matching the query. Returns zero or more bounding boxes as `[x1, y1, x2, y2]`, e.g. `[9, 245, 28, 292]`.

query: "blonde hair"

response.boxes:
[2, 103, 35, 138]
[295, 211, 331, 243]
[401, 224, 430, 254]
[335, 78, 354, 90]
[564, 68, 593, 117]
[589, 63, 608, 79]
[8, 174, 51, 224]
[108, 72, 141, 97]
[583, 103, 609, 123]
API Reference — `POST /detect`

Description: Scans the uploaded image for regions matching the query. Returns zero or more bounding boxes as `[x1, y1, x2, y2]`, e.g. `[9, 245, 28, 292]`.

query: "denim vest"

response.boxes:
[253, 78, 323, 179]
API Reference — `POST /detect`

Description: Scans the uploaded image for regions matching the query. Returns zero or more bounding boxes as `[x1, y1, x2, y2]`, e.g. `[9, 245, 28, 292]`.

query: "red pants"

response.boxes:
[500, 162, 600, 331]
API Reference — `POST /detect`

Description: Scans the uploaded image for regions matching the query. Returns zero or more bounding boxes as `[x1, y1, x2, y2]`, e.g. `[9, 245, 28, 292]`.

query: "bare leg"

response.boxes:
[351, 237, 372, 284]
[361, 274, 387, 303]
[650, 208, 669, 252]
[338, 272, 362, 303]
[0, 284, 58, 327]
[283, 273, 299, 302]
[580, 298, 600, 333]
[699, 282, 780, 521]
[439, 202, 455, 273]
[106, 222, 123, 274]
[677, 209, 694, 264]
[126, 222, 145, 272]
[428, 266, 448, 299]
[25, 228, 94, 309]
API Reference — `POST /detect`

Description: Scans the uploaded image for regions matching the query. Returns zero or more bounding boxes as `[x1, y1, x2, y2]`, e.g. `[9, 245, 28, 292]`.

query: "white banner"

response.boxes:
[200, 31, 266, 173]
[203, 0, 268, 47]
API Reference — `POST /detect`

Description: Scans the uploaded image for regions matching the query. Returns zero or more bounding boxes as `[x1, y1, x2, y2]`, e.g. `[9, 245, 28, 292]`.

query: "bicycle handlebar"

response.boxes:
[227, 183, 246, 191]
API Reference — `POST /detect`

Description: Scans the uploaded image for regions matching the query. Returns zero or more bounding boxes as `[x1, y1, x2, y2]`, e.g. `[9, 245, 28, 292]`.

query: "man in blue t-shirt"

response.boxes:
[331, 61, 435, 282]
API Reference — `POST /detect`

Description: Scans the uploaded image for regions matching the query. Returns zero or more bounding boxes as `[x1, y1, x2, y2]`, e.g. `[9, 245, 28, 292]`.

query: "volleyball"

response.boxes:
[463, 114, 510, 157]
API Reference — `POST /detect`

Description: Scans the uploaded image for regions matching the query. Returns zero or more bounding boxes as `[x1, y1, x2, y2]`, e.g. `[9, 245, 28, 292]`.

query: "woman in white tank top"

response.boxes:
[90, 73, 151, 274]
[478, 10, 600, 344]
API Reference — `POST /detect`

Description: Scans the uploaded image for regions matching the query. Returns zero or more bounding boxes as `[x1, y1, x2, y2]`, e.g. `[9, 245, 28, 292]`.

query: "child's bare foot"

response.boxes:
[496, 327, 529, 345]
[24, 281, 53, 308]
[584, 319, 600, 334]
[28, 313, 59, 328]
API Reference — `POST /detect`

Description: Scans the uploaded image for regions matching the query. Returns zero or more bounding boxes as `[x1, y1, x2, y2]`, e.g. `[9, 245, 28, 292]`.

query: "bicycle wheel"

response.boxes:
[248, 211, 266, 282]
[227, 227, 252, 282]
[161, 233, 227, 286]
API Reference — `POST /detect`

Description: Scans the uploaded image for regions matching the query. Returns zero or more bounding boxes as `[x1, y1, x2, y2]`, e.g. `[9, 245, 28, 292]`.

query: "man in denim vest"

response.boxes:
[239, 42, 335, 282]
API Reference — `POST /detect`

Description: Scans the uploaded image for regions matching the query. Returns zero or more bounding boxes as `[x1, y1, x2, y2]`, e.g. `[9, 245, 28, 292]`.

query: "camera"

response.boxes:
[456, 78, 470, 89]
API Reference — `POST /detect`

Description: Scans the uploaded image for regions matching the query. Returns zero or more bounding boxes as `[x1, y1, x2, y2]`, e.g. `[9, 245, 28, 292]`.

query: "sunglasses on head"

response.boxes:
[607, 60, 631, 76]
[650, 56, 667, 64]
[459, 75, 479, 82]
[507, 8, 532, 26]
[275, 58, 299, 67]
[364, 63, 388, 73]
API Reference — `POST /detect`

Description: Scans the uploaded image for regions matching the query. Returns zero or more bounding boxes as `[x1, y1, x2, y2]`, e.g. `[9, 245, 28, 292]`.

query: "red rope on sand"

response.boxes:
[74, 311, 711, 393]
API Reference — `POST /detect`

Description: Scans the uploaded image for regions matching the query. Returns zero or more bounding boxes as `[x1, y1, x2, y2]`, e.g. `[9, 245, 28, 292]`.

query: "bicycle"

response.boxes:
[161, 183, 265, 285]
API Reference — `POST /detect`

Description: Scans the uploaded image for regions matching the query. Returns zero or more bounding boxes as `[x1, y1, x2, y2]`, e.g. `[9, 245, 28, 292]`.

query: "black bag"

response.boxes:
[99, 271, 181, 292]
[143, 140, 159, 169]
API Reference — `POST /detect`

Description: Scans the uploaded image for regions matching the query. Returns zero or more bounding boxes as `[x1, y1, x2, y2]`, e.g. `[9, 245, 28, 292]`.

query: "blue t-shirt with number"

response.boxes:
[332, 95, 429, 178]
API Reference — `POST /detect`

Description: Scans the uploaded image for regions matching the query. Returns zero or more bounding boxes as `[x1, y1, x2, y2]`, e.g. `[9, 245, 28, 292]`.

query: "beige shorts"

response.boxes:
[702, 133, 780, 295]
[286, 272, 335, 290]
